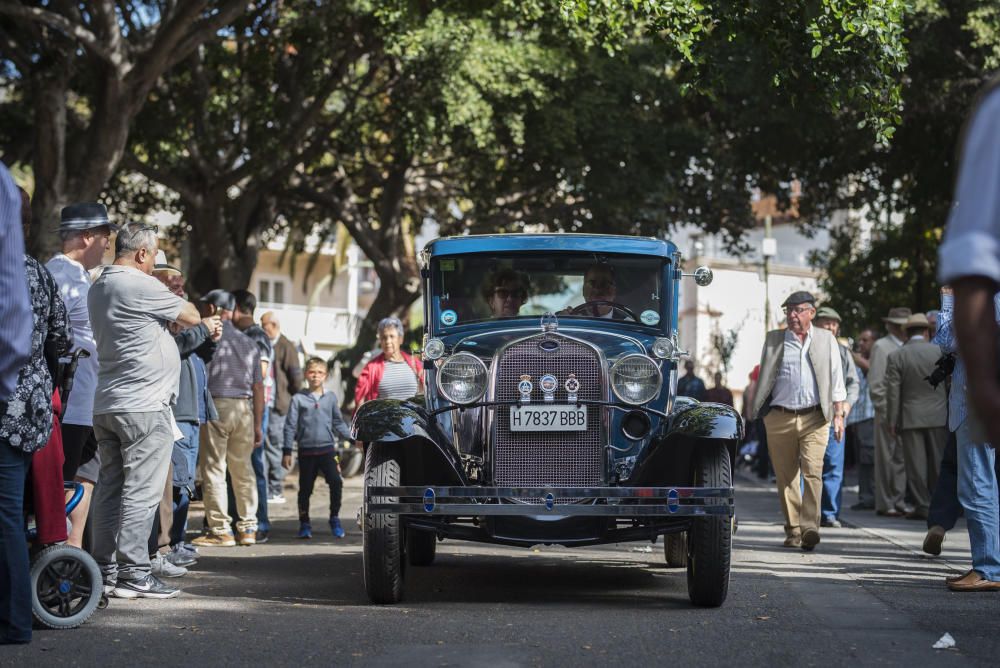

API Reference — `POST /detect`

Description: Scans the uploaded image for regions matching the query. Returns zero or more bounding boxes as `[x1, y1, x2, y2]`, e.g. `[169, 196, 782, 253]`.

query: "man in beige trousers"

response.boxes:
[868, 307, 911, 516]
[884, 313, 949, 520]
[753, 291, 847, 551]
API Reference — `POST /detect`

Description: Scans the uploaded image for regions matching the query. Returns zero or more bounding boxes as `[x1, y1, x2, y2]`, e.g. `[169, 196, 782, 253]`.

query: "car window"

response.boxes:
[432, 253, 665, 328]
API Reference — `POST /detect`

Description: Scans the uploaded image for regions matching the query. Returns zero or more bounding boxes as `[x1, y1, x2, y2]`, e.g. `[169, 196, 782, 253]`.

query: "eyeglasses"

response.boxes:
[783, 305, 814, 316]
[493, 287, 527, 301]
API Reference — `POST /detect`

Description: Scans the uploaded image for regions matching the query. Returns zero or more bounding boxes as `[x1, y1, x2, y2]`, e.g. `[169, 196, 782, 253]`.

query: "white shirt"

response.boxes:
[46, 253, 98, 426]
[939, 87, 1000, 283]
[771, 326, 847, 409]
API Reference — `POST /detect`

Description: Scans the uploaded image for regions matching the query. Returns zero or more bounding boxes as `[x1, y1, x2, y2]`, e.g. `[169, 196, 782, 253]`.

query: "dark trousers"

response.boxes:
[297, 453, 343, 522]
[928, 431, 961, 531]
[0, 442, 32, 644]
[60, 423, 97, 481]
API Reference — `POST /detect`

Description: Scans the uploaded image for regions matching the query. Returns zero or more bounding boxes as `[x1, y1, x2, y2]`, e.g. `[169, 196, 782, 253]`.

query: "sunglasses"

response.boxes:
[493, 287, 527, 301]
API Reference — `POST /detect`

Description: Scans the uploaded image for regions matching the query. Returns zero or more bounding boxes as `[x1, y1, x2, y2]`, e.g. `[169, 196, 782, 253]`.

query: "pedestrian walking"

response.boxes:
[814, 307, 860, 528]
[46, 201, 117, 548]
[847, 327, 878, 511]
[703, 371, 734, 406]
[0, 163, 60, 645]
[677, 360, 707, 400]
[88, 222, 201, 599]
[752, 290, 847, 551]
[192, 290, 264, 548]
[283, 358, 352, 539]
[261, 311, 302, 504]
[936, 79, 1000, 589]
[868, 306, 911, 517]
[884, 313, 949, 521]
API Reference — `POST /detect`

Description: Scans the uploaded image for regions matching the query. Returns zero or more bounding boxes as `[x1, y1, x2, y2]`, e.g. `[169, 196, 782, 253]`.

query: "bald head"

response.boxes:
[261, 311, 280, 340]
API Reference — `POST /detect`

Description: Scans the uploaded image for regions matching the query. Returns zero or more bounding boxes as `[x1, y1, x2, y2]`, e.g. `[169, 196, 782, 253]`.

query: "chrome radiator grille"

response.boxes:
[493, 336, 604, 500]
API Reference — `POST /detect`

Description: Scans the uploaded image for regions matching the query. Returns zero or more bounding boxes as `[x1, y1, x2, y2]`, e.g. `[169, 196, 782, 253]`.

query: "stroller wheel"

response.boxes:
[30, 544, 103, 629]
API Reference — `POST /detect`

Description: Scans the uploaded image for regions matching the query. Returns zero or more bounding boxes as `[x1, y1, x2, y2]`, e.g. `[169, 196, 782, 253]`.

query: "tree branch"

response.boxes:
[122, 153, 201, 205]
[0, 1, 120, 69]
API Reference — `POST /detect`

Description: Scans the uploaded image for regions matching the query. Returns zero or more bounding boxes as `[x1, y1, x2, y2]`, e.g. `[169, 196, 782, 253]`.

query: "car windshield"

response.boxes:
[431, 252, 666, 328]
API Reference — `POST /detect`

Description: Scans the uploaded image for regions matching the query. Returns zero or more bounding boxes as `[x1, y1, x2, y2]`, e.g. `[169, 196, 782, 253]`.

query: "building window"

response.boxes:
[259, 279, 286, 304]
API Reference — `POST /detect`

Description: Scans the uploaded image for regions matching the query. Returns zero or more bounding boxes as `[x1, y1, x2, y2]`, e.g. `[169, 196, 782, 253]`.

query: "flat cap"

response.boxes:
[815, 306, 841, 322]
[781, 291, 816, 308]
[59, 202, 118, 232]
[201, 289, 235, 312]
[882, 307, 912, 325]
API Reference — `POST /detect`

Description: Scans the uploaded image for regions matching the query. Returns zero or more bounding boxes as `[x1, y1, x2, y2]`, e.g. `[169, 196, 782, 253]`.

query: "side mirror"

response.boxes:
[682, 265, 714, 286]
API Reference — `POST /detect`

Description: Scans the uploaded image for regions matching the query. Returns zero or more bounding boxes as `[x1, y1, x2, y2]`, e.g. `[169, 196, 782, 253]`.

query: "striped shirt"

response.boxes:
[0, 163, 31, 401]
[377, 359, 419, 400]
[847, 372, 874, 425]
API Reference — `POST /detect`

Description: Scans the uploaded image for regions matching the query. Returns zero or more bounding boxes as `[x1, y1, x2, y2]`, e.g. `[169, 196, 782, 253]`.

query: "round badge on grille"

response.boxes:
[518, 375, 533, 403]
[565, 373, 580, 403]
[540, 374, 558, 403]
[538, 339, 560, 352]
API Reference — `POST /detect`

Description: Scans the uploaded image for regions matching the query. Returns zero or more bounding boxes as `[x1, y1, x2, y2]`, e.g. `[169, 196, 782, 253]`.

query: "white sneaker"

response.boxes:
[268, 494, 286, 505]
[151, 552, 188, 578]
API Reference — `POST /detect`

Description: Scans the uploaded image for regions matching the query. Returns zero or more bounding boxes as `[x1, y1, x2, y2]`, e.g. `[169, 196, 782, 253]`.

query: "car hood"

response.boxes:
[444, 327, 650, 361]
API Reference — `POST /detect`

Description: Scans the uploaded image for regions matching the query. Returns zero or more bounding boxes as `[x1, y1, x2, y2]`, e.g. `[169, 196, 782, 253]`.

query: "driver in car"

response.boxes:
[483, 267, 530, 317]
[563, 263, 633, 320]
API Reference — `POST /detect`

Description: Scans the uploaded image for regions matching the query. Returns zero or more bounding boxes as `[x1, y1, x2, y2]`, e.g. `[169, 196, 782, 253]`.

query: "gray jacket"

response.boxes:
[172, 323, 218, 424]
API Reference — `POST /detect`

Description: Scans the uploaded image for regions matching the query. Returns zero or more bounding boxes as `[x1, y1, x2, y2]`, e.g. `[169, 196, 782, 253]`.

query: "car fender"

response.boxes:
[629, 402, 743, 485]
[352, 398, 466, 485]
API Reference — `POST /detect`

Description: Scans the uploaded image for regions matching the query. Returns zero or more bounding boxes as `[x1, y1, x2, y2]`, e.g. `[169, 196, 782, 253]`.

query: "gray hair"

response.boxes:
[115, 222, 158, 258]
[377, 316, 405, 338]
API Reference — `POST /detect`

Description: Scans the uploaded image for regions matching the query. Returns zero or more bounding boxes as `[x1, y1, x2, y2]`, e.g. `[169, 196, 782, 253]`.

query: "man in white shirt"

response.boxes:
[752, 291, 847, 551]
[46, 202, 116, 547]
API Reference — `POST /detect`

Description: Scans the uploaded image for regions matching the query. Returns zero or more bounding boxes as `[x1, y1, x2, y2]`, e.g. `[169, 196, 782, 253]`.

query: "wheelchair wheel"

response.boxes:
[31, 544, 103, 629]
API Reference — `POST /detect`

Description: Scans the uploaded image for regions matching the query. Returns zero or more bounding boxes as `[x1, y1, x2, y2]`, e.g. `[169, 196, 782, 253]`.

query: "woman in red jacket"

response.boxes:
[354, 317, 424, 407]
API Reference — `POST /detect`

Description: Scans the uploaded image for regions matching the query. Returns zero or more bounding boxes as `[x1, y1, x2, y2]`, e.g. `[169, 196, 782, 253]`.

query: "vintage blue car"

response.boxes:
[354, 234, 742, 606]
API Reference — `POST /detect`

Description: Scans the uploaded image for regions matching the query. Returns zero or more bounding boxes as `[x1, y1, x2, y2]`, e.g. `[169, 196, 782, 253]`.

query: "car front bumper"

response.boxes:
[365, 486, 735, 517]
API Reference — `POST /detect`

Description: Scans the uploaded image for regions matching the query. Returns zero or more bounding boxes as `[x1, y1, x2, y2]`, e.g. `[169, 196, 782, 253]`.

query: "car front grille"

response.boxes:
[492, 335, 604, 502]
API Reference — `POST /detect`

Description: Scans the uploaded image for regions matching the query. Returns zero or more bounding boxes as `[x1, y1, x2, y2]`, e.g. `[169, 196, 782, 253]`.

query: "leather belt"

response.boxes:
[772, 405, 820, 416]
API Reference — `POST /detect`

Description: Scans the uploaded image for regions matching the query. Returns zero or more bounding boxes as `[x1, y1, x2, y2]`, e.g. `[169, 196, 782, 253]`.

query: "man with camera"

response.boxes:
[884, 314, 948, 521]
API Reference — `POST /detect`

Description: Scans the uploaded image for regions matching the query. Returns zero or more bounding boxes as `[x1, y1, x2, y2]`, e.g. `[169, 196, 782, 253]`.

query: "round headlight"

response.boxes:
[651, 337, 675, 360]
[611, 354, 662, 405]
[423, 338, 446, 360]
[437, 352, 488, 405]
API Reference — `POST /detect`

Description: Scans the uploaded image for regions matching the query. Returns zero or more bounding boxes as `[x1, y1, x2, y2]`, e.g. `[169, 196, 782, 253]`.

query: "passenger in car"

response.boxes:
[482, 267, 530, 317]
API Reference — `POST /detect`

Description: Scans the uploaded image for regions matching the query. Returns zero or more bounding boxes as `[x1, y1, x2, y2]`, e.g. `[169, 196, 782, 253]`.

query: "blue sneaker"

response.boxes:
[330, 517, 345, 538]
[297, 522, 312, 539]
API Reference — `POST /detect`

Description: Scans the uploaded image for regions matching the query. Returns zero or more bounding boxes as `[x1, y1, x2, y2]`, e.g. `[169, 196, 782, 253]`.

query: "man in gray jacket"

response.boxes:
[885, 313, 949, 520]
[753, 291, 847, 551]
[814, 307, 860, 528]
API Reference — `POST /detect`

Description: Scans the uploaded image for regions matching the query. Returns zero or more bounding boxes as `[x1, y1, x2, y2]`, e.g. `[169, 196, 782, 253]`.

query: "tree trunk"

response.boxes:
[28, 71, 70, 259]
[184, 202, 260, 297]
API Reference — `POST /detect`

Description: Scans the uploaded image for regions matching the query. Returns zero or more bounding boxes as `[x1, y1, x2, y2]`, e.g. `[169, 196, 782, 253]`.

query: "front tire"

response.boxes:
[686, 442, 732, 607]
[407, 529, 437, 566]
[363, 444, 405, 603]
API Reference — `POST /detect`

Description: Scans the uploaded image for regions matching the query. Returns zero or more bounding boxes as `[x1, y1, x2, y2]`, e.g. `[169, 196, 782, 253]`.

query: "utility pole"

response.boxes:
[762, 215, 777, 334]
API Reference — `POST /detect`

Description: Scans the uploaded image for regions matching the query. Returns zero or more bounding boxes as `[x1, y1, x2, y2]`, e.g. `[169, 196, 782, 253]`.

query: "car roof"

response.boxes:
[424, 233, 678, 257]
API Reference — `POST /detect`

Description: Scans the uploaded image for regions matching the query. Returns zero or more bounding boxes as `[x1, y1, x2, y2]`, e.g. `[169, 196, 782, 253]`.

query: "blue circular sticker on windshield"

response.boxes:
[440, 309, 458, 326]
[640, 310, 660, 326]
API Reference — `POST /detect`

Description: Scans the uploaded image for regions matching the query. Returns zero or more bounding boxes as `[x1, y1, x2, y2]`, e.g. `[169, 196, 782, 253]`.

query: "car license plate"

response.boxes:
[509, 405, 587, 431]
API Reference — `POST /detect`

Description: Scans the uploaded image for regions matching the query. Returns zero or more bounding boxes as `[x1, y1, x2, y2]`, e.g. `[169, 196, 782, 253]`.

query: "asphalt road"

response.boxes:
[2, 469, 997, 667]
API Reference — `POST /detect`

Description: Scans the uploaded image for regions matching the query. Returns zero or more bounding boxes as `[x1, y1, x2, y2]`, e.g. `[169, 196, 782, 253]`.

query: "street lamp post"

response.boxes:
[762, 215, 777, 334]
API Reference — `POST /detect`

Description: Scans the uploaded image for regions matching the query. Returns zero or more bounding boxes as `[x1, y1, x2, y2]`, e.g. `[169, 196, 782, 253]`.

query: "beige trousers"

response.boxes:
[201, 398, 258, 534]
[873, 415, 907, 512]
[763, 409, 829, 538]
[898, 427, 948, 515]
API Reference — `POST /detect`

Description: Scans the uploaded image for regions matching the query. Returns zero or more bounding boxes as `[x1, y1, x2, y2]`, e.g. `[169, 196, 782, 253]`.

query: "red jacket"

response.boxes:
[354, 351, 424, 407]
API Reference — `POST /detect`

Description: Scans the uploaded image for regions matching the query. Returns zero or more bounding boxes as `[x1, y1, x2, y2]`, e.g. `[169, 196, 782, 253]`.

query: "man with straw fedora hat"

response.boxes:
[884, 313, 948, 520]
[867, 306, 912, 516]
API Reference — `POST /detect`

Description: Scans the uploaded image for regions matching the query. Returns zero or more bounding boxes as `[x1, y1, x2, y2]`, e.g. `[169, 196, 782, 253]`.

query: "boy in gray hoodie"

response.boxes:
[282, 357, 352, 538]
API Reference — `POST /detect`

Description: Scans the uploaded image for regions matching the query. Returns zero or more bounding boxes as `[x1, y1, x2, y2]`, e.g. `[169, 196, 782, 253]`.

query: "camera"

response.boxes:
[925, 353, 956, 388]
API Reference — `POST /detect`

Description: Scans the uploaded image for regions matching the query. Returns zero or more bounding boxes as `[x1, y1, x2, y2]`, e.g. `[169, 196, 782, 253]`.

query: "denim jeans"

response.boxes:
[821, 424, 845, 521]
[956, 421, 1000, 581]
[927, 430, 962, 531]
[0, 441, 31, 644]
[265, 410, 287, 497]
[170, 421, 200, 547]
